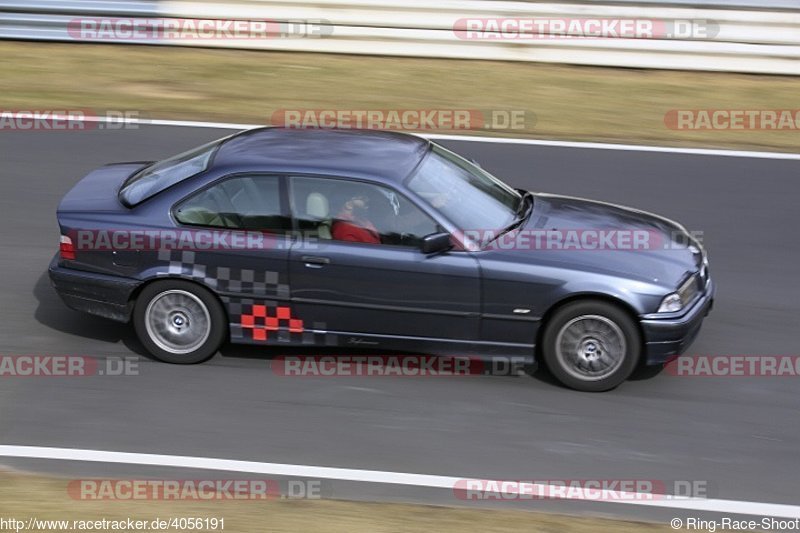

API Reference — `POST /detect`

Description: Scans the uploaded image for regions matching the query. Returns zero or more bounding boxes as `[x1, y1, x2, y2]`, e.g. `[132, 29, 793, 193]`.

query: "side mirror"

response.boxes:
[421, 232, 452, 254]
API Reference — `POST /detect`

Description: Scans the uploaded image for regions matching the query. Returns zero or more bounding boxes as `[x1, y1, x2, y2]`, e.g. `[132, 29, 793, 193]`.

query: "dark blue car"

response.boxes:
[49, 128, 714, 391]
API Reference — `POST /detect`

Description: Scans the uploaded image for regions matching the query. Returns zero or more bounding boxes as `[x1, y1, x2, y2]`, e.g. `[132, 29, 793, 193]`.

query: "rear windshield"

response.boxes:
[119, 140, 222, 206]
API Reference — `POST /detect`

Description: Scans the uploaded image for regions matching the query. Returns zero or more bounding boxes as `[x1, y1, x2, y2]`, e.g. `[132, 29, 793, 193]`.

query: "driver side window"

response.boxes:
[288, 176, 440, 247]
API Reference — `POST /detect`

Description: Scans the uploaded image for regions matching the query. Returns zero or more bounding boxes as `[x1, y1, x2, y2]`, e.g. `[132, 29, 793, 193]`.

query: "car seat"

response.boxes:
[306, 192, 332, 239]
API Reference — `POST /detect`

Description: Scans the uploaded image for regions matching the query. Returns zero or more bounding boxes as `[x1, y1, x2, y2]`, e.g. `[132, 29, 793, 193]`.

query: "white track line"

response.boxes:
[39, 114, 800, 161]
[1, 445, 799, 518]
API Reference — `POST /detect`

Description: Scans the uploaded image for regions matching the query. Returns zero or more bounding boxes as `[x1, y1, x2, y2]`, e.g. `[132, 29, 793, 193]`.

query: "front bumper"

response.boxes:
[640, 279, 715, 365]
[48, 254, 140, 322]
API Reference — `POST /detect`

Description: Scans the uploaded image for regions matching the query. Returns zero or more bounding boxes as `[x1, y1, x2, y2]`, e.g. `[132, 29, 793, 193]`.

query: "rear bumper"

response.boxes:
[640, 279, 715, 365]
[48, 254, 140, 322]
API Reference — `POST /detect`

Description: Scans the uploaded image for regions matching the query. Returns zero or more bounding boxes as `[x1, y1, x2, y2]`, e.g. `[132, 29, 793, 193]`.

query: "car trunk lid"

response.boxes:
[57, 162, 152, 213]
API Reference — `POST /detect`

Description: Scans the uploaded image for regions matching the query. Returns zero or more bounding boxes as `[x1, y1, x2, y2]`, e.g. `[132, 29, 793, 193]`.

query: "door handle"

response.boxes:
[302, 256, 330, 268]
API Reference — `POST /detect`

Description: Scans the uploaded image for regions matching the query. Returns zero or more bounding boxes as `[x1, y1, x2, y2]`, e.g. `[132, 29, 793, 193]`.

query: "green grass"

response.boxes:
[0, 41, 798, 151]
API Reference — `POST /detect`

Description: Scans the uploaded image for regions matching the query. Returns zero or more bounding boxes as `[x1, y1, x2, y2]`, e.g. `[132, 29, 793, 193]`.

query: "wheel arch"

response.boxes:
[128, 275, 231, 328]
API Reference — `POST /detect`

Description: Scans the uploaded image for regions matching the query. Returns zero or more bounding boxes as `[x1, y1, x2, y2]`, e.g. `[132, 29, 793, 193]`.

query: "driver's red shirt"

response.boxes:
[331, 212, 381, 244]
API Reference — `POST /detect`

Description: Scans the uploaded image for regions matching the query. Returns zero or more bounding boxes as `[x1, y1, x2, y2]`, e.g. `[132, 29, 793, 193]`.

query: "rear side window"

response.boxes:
[174, 175, 291, 232]
[120, 140, 221, 206]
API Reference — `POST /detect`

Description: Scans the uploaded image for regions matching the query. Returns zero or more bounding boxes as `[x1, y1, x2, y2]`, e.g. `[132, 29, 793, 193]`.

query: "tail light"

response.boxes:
[59, 235, 76, 260]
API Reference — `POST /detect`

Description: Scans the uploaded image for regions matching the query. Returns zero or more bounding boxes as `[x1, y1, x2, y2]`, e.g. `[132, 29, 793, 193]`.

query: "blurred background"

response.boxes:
[0, 0, 798, 150]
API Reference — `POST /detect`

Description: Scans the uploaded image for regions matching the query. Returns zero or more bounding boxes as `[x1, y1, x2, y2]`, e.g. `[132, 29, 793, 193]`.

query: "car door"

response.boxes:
[171, 173, 296, 344]
[286, 175, 481, 345]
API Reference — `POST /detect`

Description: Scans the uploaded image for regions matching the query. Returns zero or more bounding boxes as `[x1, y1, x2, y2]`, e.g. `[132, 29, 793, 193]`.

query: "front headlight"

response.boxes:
[658, 293, 684, 313]
[658, 274, 701, 313]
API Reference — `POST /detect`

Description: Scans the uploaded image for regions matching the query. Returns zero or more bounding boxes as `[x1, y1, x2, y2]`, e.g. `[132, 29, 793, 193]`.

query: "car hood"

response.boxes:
[479, 193, 702, 288]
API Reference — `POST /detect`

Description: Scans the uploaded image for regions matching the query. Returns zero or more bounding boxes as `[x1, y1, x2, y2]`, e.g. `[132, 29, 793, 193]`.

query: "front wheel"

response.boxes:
[133, 280, 226, 364]
[541, 300, 641, 392]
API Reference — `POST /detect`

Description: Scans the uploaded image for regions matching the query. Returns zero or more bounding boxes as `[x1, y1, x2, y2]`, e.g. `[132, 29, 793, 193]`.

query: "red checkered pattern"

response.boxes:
[240, 305, 305, 341]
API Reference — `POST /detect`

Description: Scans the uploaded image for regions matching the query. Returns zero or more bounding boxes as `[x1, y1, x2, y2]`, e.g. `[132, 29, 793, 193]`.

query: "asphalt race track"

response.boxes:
[1, 125, 799, 522]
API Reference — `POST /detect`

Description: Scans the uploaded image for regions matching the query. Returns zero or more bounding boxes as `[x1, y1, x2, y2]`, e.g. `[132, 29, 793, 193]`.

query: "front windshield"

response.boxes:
[407, 145, 521, 239]
[119, 140, 222, 206]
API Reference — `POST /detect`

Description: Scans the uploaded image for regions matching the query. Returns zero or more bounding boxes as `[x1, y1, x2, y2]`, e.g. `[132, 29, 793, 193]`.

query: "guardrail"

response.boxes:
[1, 0, 798, 75]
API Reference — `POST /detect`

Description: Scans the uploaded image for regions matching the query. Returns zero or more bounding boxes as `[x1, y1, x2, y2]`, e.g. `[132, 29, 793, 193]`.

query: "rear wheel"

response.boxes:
[133, 280, 226, 364]
[542, 300, 640, 392]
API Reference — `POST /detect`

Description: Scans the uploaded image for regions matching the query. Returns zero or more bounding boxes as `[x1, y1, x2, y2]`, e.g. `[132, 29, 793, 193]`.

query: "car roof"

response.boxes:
[212, 127, 431, 182]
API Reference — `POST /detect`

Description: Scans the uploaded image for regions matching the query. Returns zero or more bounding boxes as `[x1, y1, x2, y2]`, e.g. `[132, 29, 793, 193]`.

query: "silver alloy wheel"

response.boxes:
[554, 314, 627, 382]
[144, 289, 211, 355]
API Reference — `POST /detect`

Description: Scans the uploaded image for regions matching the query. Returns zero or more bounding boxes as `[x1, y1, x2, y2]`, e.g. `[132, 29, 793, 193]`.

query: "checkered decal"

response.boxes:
[158, 250, 289, 298]
[225, 298, 334, 345]
[243, 304, 303, 341]
[156, 250, 335, 345]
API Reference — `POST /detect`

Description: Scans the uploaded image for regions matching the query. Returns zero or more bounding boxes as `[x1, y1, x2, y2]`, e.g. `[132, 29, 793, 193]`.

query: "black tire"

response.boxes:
[541, 300, 641, 392]
[133, 280, 226, 364]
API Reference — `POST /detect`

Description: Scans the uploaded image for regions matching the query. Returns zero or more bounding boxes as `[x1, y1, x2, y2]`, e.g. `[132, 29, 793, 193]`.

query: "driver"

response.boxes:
[331, 194, 381, 244]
